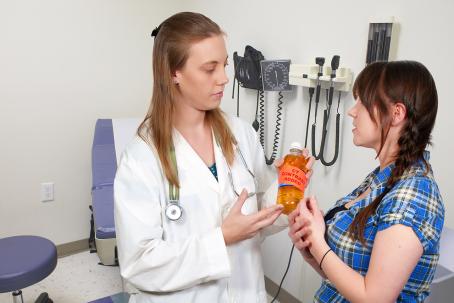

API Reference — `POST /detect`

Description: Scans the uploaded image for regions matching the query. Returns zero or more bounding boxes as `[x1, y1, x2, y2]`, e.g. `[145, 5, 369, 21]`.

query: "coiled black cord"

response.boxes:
[267, 92, 283, 164]
[259, 90, 266, 148]
[252, 90, 260, 131]
[258, 91, 283, 165]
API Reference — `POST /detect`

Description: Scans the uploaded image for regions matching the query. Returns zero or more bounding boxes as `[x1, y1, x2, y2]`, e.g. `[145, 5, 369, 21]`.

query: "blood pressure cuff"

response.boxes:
[233, 45, 264, 91]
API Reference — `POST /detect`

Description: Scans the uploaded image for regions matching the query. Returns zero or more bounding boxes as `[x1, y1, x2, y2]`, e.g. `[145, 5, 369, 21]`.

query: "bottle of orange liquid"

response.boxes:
[277, 142, 309, 215]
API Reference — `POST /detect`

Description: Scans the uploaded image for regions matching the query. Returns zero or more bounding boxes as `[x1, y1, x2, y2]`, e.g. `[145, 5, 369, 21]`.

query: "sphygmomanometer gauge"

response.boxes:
[260, 60, 292, 92]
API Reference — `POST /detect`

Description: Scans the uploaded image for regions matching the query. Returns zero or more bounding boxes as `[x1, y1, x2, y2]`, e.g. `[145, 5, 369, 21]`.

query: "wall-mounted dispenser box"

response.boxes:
[366, 17, 398, 64]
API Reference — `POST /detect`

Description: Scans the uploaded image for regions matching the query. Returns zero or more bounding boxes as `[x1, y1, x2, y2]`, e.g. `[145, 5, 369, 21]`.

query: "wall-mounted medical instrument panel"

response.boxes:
[288, 64, 353, 91]
[289, 56, 352, 166]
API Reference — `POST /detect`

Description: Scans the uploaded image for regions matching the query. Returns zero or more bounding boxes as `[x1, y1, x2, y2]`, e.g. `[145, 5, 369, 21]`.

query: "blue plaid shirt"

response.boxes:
[315, 152, 445, 303]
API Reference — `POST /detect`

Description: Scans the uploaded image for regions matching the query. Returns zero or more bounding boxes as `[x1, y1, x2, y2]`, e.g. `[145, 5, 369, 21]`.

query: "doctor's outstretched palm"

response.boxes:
[222, 190, 283, 245]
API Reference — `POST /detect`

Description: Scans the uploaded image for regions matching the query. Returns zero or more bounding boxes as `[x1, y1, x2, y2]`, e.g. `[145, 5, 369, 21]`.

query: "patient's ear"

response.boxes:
[391, 102, 407, 126]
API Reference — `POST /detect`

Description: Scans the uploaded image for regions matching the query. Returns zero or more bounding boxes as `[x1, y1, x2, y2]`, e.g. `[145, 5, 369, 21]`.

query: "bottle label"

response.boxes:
[278, 165, 307, 192]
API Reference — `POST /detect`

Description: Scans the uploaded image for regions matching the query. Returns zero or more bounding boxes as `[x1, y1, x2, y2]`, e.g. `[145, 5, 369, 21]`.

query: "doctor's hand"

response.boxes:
[221, 189, 283, 246]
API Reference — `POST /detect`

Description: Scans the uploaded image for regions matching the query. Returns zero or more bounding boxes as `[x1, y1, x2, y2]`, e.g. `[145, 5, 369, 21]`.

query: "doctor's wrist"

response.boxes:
[221, 226, 236, 246]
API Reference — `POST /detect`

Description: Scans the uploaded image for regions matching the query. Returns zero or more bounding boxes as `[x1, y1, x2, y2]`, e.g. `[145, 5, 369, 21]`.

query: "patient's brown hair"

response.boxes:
[350, 61, 438, 245]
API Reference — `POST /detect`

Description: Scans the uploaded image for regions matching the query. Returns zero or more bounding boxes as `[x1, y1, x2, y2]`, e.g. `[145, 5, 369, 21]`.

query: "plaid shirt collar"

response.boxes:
[370, 163, 394, 190]
[367, 150, 430, 190]
[348, 151, 431, 212]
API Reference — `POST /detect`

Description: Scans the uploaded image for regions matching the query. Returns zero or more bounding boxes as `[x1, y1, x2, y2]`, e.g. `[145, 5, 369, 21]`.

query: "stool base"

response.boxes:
[12, 290, 23, 303]
[10, 290, 53, 303]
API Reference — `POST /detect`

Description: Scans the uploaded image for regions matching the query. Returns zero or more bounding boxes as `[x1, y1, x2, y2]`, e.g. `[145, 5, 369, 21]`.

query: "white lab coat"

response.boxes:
[114, 115, 285, 303]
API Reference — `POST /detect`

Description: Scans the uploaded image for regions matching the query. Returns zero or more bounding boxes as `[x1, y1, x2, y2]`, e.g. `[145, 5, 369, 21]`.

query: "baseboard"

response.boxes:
[56, 238, 89, 257]
[265, 276, 302, 303]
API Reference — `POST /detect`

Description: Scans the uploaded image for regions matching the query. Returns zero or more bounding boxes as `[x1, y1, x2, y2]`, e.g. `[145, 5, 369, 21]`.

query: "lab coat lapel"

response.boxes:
[213, 134, 230, 207]
[172, 129, 220, 193]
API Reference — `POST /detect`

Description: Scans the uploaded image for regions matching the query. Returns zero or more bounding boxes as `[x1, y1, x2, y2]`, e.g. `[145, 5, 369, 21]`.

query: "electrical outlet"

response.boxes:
[41, 182, 54, 202]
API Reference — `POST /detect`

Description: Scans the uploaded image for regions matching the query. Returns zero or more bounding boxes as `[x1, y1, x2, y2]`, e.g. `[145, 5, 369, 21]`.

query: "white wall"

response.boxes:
[1, 1, 453, 302]
[0, 0, 181, 244]
[173, 0, 454, 301]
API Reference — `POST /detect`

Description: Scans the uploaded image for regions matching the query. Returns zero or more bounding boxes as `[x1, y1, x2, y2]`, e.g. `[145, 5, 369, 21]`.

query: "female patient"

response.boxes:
[289, 61, 444, 302]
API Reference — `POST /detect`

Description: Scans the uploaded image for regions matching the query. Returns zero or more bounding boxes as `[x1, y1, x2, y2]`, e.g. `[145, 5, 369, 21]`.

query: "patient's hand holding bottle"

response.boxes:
[277, 142, 309, 215]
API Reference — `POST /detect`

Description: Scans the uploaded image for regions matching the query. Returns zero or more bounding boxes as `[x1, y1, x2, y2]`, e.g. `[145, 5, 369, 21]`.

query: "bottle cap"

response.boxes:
[290, 141, 303, 151]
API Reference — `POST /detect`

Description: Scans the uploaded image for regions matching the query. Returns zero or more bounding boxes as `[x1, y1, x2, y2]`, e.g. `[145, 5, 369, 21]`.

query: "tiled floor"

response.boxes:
[0, 251, 277, 302]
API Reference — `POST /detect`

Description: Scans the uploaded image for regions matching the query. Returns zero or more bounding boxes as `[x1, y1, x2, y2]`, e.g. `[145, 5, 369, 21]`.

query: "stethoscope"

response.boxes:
[165, 137, 258, 221]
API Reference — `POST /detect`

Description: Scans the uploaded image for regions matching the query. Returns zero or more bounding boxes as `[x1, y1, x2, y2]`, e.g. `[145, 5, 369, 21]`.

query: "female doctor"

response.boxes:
[114, 12, 299, 303]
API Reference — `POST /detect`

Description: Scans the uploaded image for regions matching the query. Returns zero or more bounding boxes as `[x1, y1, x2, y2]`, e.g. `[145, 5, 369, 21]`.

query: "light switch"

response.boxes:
[41, 182, 54, 202]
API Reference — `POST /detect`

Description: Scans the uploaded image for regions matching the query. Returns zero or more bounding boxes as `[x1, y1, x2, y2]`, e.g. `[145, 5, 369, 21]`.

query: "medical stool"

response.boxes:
[0, 236, 57, 303]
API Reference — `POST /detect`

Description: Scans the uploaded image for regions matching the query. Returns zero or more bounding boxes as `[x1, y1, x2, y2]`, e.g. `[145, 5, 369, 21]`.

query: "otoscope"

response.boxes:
[324, 55, 340, 121]
[314, 57, 325, 108]
[311, 57, 325, 159]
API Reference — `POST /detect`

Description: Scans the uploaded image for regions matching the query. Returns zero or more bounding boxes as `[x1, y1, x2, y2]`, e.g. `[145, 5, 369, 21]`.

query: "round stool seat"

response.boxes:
[0, 236, 57, 293]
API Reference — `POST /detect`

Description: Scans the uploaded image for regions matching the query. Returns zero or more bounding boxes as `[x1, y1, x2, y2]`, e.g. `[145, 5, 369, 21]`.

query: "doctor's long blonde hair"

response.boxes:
[138, 12, 236, 188]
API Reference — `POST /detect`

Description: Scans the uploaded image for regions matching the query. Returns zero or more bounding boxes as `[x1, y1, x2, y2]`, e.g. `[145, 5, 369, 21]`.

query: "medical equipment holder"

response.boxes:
[289, 64, 353, 91]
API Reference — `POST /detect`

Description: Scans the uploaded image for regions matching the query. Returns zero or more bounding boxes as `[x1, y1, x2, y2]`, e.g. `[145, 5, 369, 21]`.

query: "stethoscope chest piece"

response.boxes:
[165, 136, 256, 221]
[165, 201, 182, 221]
